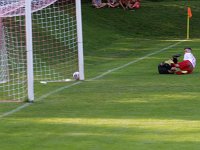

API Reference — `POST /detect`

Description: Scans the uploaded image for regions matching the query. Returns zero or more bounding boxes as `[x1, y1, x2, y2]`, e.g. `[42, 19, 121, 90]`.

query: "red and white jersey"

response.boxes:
[184, 52, 196, 68]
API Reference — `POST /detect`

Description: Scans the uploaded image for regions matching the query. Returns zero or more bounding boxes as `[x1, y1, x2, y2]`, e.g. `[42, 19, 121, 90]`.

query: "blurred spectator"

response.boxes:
[119, 0, 129, 10]
[92, 0, 107, 8]
[107, 0, 120, 8]
[127, 0, 141, 10]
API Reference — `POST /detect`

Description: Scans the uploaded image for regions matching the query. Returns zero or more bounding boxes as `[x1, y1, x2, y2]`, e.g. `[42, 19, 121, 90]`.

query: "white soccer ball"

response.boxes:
[73, 72, 79, 80]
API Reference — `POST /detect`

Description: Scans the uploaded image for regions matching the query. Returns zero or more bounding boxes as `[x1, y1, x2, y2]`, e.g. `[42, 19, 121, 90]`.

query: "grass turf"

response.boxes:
[1, 1, 200, 150]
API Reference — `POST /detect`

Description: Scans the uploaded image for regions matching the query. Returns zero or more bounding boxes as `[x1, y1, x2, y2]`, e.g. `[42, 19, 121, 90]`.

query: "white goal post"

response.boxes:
[0, 0, 84, 102]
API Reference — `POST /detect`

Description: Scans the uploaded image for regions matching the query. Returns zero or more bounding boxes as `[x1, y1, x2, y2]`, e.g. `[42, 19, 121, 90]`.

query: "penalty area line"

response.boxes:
[0, 40, 184, 118]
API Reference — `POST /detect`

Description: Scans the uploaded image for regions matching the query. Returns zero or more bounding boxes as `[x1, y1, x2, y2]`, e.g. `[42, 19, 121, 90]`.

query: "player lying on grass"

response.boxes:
[158, 48, 196, 75]
[158, 54, 181, 74]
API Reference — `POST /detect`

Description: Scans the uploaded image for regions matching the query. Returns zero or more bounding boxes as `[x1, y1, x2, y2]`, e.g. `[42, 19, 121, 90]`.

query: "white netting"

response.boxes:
[0, 16, 27, 100]
[32, 0, 78, 81]
[0, 0, 79, 101]
[0, 0, 58, 17]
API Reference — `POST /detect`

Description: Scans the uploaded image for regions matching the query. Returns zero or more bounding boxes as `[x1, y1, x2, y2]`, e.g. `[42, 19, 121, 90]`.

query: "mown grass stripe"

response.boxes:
[0, 40, 184, 119]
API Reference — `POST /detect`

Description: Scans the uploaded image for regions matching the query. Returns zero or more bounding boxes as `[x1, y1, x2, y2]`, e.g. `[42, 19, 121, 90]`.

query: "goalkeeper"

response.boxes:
[158, 54, 181, 74]
[172, 48, 196, 75]
[158, 48, 196, 75]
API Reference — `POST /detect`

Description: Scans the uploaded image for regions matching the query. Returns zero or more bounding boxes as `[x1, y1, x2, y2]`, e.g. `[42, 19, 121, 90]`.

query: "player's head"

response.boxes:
[172, 54, 181, 64]
[184, 47, 192, 53]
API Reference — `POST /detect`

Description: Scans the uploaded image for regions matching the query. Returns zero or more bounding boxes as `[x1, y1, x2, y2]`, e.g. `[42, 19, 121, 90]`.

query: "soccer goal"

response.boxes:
[0, 0, 84, 102]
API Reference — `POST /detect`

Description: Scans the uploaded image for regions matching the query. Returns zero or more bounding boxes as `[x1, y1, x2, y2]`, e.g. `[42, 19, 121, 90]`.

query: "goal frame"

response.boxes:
[1, 0, 84, 102]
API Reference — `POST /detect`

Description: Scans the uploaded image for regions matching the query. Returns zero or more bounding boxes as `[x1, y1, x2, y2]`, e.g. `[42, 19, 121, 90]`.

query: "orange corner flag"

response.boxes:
[188, 7, 192, 18]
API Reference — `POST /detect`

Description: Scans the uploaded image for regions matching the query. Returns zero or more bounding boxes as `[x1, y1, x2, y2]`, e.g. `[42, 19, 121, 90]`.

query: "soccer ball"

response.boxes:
[73, 72, 79, 80]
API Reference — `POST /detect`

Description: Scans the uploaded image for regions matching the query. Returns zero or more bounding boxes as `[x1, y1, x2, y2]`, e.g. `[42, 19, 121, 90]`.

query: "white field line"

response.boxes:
[0, 41, 184, 118]
[88, 41, 184, 81]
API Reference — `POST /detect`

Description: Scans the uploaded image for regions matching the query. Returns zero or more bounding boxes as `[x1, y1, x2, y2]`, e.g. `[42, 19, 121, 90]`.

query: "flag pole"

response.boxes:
[187, 15, 190, 39]
[187, 7, 192, 39]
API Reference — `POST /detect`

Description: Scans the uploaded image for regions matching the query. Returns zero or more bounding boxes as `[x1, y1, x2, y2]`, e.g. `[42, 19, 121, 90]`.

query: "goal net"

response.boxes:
[0, 0, 84, 102]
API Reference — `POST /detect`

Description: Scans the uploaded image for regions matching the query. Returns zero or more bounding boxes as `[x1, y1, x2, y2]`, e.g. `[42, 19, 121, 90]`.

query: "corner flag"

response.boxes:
[188, 7, 192, 18]
[187, 7, 192, 39]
